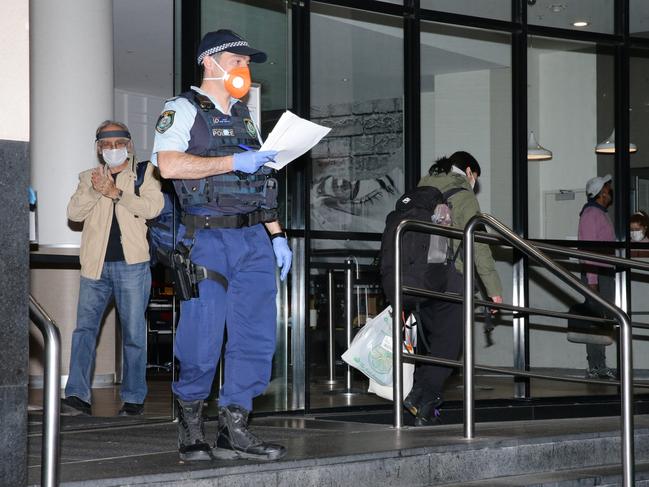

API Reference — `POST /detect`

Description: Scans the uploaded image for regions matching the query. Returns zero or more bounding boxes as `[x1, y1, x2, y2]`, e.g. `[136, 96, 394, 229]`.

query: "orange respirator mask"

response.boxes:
[204, 58, 252, 99]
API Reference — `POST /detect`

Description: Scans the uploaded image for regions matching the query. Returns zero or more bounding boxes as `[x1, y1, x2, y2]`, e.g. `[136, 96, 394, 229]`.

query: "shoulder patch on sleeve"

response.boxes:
[243, 118, 257, 138]
[156, 110, 176, 133]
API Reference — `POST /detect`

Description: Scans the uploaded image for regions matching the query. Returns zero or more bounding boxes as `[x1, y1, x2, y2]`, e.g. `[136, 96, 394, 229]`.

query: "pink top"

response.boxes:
[578, 205, 615, 285]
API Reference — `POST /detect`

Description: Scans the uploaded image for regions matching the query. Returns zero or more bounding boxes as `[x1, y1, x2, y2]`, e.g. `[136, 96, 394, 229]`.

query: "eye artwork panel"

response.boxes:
[309, 97, 404, 234]
[311, 168, 403, 233]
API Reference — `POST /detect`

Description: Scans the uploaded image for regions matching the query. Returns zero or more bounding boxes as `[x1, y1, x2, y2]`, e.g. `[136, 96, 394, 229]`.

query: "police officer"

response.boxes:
[151, 30, 291, 462]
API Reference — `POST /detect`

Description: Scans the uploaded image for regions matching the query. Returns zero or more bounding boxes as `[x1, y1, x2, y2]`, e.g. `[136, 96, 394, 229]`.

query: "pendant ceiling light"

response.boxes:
[595, 129, 637, 154]
[527, 131, 553, 161]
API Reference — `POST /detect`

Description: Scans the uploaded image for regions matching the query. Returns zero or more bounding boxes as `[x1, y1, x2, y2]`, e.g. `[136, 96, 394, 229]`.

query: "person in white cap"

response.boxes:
[577, 174, 616, 379]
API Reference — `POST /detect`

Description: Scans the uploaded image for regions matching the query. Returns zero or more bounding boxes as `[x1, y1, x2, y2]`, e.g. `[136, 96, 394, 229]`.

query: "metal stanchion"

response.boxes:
[328, 258, 364, 396]
[321, 269, 339, 385]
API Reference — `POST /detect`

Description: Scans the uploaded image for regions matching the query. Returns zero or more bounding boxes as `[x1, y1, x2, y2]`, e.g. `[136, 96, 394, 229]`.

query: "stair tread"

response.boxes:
[437, 460, 649, 486]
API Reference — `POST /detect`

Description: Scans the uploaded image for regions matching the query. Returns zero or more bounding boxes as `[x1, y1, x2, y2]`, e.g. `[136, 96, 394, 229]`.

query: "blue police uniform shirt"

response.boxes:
[151, 86, 258, 166]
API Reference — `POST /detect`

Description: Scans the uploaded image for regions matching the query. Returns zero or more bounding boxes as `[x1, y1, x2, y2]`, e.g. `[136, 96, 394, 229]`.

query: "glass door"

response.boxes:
[307, 3, 405, 409]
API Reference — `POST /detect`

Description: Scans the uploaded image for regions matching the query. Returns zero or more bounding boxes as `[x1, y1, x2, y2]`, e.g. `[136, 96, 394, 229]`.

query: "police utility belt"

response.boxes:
[181, 208, 277, 239]
[167, 208, 277, 301]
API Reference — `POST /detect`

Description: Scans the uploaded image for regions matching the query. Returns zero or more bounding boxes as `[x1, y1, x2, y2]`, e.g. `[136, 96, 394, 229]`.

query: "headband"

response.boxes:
[96, 130, 131, 141]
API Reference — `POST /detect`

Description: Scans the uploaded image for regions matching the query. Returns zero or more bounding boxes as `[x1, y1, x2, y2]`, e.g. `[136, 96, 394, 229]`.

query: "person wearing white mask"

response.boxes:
[406, 151, 503, 426]
[630, 212, 649, 243]
[630, 212, 649, 258]
[61, 121, 163, 417]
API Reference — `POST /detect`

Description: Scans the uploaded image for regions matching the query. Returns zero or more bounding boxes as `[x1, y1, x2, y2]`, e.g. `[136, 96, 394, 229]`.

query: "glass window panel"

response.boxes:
[630, 51, 649, 218]
[421, 0, 510, 21]
[527, 37, 614, 240]
[631, 0, 649, 37]
[308, 4, 404, 409]
[527, 263, 617, 396]
[420, 22, 513, 228]
[201, 0, 289, 111]
[630, 271, 649, 376]
[527, 0, 614, 34]
[308, 238, 387, 408]
[310, 4, 404, 235]
[419, 22, 515, 401]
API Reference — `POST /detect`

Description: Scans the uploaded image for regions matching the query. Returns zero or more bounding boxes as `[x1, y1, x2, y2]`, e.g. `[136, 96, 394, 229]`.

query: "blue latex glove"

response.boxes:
[232, 150, 278, 173]
[272, 237, 292, 281]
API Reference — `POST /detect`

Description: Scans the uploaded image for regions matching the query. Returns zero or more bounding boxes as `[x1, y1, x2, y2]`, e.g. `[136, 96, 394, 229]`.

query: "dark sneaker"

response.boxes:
[118, 402, 144, 416]
[403, 388, 423, 418]
[403, 390, 443, 427]
[587, 367, 618, 380]
[213, 404, 286, 461]
[60, 396, 91, 416]
[415, 399, 443, 427]
[176, 398, 213, 461]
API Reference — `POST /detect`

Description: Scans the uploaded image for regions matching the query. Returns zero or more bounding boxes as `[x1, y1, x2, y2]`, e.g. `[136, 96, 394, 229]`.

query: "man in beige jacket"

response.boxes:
[61, 120, 163, 416]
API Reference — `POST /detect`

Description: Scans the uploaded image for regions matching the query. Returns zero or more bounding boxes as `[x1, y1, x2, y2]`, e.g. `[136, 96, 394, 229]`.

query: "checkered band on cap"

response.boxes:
[197, 41, 249, 64]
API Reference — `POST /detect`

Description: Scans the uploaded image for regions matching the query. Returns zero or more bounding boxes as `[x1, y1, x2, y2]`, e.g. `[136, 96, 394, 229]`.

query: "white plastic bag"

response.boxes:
[367, 360, 414, 401]
[342, 307, 416, 397]
[342, 306, 395, 386]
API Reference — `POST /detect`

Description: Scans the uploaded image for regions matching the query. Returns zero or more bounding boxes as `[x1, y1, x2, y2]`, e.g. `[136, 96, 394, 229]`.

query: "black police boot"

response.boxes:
[176, 398, 213, 461]
[213, 404, 287, 461]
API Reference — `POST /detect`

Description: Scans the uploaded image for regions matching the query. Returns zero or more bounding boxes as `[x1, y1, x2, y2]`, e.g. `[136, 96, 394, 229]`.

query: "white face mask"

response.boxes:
[631, 230, 645, 242]
[451, 165, 477, 190]
[102, 148, 128, 167]
[468, 175, 476, 190]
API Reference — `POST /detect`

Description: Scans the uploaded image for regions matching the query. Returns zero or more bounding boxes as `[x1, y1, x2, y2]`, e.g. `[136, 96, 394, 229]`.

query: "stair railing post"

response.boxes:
[29, 295, 61, 487]
[463, 220, 476, 439]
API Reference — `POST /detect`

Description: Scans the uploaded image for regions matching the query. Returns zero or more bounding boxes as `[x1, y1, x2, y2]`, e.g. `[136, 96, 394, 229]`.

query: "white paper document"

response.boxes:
[261, 110, 331, 170]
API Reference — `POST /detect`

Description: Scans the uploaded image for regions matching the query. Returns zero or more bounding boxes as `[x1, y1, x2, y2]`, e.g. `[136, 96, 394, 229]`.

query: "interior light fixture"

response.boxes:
[595, 129, 638, 154]
[527, 131, 553, 161]
[572, 20, 590, 27]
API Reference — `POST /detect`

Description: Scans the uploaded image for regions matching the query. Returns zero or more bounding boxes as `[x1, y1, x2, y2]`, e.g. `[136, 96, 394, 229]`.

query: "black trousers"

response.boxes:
[413, 267, 464, 400]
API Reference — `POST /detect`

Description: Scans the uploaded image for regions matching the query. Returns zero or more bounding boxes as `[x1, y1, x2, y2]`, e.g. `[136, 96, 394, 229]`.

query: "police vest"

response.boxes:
[172, 91, 278, 216]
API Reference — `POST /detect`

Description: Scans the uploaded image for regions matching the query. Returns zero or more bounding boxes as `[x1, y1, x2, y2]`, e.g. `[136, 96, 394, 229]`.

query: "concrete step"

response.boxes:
[438, 461, 649, 486]
[29, 415, 649, 486]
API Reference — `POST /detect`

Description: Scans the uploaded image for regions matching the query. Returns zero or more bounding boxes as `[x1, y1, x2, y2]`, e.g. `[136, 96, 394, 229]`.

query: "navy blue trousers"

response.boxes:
[172, 224, 277, 411]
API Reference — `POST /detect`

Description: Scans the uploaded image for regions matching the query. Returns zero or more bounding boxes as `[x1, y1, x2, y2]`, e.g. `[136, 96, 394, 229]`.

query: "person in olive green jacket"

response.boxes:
[405, 151, 503, 426]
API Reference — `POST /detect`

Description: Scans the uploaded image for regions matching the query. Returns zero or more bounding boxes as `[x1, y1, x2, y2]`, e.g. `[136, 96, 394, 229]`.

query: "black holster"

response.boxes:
[170, 243, 199, 300]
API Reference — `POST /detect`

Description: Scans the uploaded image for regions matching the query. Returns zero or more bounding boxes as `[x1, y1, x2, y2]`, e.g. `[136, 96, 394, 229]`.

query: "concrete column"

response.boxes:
[30, 0, 117, 390]
[0, 2, 29, 485]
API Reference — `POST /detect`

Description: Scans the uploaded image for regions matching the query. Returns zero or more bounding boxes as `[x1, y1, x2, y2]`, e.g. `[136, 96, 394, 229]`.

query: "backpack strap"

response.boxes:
[438, 187, 467, 263]
[134, 160, 148, 197]
[442, 187, 467, 202]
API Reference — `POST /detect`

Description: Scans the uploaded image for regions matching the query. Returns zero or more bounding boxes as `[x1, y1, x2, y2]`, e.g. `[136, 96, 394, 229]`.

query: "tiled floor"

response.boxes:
[27, 369, 627, 421]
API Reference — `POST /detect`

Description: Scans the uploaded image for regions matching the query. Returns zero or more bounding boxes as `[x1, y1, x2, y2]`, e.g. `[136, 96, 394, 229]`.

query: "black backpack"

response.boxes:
[379, 185, 464, 310]
[134, 162, 182, 265]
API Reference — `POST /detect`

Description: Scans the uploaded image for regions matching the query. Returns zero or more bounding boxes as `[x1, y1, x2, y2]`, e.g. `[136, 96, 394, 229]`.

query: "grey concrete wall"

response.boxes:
[310, 98, 403, 182]
[0, 139, 29, 486]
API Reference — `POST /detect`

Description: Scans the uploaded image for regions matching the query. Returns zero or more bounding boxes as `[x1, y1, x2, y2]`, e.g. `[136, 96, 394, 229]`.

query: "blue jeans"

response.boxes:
[65, 261, 151, 405]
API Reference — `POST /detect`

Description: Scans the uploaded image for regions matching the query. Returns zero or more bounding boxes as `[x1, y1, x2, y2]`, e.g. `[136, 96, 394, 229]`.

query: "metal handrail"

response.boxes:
[391, 214, 637, 487]
[29, 295, 61, 487]
[410, 222, 649, 271]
